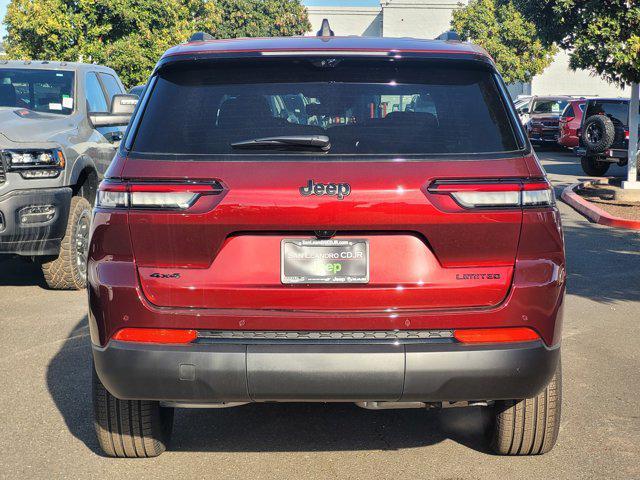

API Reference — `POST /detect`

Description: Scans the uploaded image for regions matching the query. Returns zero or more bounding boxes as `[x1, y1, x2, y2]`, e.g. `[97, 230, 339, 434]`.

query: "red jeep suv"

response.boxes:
[89, 36, 564, 457]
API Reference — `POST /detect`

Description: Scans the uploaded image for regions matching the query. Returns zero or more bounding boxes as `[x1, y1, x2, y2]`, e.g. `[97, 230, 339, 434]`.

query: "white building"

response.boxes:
[306, 0, 630, 98]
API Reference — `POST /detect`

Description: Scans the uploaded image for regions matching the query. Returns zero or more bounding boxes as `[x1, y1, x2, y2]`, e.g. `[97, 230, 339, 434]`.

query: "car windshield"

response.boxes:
[130, 59, 520, 157]
[532, 99, 568, 114]
[0, 68, 75, 115]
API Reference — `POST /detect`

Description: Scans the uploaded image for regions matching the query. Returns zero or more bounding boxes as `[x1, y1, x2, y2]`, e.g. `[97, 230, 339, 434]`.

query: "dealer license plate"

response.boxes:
[281, 239, 369, 284]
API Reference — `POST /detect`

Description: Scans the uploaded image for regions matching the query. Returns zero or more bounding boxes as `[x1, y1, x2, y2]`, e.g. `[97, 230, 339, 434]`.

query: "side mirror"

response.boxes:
[90, 94, 138, 127]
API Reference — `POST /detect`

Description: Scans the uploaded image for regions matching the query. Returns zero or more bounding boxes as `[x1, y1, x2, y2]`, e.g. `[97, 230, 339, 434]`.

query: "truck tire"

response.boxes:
[580, 156, 610, 177]
[490, 359, 561, 455]
[582, 115, 615, 153]
[41, 196, 91, 290]
[93, 367, 174, 458]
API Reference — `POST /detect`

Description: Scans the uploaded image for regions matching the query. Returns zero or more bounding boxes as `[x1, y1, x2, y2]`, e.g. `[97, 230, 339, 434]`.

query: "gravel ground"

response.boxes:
[0, 149, 639, 480]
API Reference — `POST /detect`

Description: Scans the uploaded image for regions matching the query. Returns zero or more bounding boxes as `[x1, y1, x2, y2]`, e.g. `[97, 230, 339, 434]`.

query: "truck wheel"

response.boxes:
[580, 156, 610, 177]
[490, 360, 561, 455]
[582, 115, 615, 153]
[41, 196, 91, 290]
[93, 367, 174, 458]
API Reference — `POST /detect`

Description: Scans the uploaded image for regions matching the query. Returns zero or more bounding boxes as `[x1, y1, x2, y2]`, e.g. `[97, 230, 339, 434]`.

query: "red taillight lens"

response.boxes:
[454, 327, 540, 344]
[113, 328, 197, 344]
[96, 181, 224, 210]
[428, 179, 554, 209]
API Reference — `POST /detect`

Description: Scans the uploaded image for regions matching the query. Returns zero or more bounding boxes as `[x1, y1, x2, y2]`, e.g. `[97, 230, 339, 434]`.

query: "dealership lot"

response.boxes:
[0, 150, 638, 479]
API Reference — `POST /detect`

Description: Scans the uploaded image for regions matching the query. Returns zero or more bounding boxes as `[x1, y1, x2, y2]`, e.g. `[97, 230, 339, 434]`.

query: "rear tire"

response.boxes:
[93, 367, 174, 458]
[580, 156, 610, 177]
[490, 359, 561, 455]
[41, 196, 91, 290]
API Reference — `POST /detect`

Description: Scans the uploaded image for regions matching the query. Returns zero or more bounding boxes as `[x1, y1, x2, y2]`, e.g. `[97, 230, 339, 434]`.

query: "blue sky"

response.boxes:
[0, 1, 379, 38]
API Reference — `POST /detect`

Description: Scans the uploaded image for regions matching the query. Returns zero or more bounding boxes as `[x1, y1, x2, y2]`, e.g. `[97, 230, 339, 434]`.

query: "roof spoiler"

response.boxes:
[316, 19, 334, 37]
[188, 32, 213, 42]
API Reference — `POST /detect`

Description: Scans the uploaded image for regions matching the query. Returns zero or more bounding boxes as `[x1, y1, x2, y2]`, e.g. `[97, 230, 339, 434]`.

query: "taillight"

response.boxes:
[113, 328, 197, 344]
[454, 327, 540, 344]
[96, 180, 225, 210]
[625, 130, 630, 140]
[427, 179, 554, 209]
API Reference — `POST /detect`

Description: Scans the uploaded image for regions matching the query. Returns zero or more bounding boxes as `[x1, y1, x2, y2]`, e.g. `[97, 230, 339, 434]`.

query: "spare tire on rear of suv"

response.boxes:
[582, 115, 615, 153]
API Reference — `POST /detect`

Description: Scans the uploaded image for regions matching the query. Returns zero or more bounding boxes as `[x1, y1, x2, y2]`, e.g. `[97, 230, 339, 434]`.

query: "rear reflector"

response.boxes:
[113, 328, 197, 344]
[454, 327, 539, 344]
[96, 181, 224, 210]
[428, 179, 555, 209]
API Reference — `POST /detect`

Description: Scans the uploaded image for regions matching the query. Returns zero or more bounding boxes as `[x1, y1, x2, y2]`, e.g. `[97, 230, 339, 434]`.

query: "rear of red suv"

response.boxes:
[89, 37, 564, 457]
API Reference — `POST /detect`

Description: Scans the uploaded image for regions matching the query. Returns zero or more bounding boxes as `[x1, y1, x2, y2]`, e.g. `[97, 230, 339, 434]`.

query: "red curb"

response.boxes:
[561, 181, 640, 230]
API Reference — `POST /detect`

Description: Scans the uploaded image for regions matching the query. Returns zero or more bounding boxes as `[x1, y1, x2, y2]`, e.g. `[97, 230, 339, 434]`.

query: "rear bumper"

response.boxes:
[93, 339, 560, 403]
[0, 187, 72, 256]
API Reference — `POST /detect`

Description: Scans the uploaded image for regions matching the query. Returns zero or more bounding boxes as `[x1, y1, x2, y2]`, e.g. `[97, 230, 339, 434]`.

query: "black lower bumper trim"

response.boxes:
[93, 339, 560, 403]
[0, 187, 72, 256]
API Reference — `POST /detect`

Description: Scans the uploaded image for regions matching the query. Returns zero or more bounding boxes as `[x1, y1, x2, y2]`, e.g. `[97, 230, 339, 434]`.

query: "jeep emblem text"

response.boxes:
[299, 179, 351, 200]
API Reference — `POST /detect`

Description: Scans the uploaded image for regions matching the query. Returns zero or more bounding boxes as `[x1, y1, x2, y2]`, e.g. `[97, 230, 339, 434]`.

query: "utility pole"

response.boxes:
[622, 82, 640, 189]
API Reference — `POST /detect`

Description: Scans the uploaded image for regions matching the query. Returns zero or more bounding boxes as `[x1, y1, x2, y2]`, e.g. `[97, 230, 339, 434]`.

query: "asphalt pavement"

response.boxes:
[0, 150, 639, 479]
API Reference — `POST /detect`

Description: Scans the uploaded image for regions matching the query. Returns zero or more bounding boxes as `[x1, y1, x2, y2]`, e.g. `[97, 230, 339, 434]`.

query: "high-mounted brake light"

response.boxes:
[454, 327, 540, 344]
[113, 328, 197, 344]
[96, 181, 224, 210]
[428, 179, 554, 209]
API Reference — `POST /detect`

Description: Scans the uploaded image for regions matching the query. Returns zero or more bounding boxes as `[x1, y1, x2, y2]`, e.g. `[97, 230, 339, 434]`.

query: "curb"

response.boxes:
[561, 181, 640, 230]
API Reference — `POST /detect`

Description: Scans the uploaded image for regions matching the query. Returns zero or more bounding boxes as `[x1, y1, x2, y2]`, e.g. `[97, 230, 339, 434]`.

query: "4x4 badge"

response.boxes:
[299, 179, 351, 200]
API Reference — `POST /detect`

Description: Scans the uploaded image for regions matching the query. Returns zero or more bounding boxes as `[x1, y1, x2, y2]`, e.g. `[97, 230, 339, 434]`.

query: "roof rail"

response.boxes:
[189, 32, 213, 42]
[316, 19, 334, 37]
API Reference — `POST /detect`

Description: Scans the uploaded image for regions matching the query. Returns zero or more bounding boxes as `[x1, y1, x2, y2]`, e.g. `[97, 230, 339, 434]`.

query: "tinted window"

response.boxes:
[587, 101, 634, 126]
[86, 72, 108, 113]
[0, 68, 74, 114]
[131, 59, 520, 156]
[98, 73, 123, 106]
[561, 105, 574, 118]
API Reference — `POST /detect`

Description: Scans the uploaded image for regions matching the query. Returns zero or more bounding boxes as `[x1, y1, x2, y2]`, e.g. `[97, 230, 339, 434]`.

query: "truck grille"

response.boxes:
[0, 157, 5, 184]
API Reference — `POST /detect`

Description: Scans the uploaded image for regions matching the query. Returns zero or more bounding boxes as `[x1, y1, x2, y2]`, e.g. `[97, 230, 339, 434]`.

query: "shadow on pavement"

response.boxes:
[563, 222, 640, 303]
[47, 318, 493, 456]
[0, 256, 48, 288]
[539, 149, 627, 181]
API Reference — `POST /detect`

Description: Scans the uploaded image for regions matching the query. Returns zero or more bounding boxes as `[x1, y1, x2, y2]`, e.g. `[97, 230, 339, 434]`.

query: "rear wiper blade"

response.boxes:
[231, 135, 331, 151]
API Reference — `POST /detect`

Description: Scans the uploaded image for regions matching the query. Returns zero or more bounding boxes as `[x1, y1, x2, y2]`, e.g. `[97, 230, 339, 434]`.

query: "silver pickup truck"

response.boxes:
[0, 61, 137, 289]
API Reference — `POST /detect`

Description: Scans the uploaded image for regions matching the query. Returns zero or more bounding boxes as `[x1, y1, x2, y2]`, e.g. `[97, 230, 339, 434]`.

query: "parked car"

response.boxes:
[90, 35, 564, 458]
[577, 98, 639, 176]
[558, 98, 586, 148]
[516, 96, 571, 146]
[0, 61, 137, 288]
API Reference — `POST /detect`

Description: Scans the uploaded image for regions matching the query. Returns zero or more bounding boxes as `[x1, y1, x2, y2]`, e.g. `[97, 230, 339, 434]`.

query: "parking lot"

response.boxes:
[0, 149, 638, 480]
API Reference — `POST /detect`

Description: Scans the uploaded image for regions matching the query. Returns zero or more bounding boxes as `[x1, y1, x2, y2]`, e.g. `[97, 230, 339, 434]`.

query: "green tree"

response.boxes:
[3, 0, 310, 87]
[511, 0, 640, 87]
[451, 0, 557, 84]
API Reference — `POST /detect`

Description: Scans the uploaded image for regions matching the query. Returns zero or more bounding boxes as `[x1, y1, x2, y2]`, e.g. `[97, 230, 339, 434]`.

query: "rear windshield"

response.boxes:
[0, 68, 75, 115]
[586, 100, 632, 126]
[130, 59, 520, 157]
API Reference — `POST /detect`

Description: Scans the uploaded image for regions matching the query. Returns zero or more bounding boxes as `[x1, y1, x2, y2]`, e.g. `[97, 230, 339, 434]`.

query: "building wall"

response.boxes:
[305, 1, 629, 99]
[380, 0, 466, 39]
[531, 50, 629, 97]
[307, 7, 382, 37]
